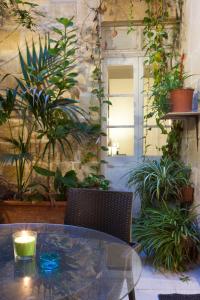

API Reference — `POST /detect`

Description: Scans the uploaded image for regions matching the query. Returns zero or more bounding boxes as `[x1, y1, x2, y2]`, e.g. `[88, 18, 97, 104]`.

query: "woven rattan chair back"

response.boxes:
[64, 188, 133, 243]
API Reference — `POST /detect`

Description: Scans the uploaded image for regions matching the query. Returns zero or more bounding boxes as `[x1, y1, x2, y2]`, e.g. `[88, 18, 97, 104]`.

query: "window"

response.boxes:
[107, 65, 134, 156]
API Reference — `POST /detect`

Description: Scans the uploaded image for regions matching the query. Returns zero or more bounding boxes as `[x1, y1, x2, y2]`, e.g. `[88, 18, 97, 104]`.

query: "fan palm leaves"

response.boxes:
[17, 17, 78, 99]
[0, 18, 92, 197]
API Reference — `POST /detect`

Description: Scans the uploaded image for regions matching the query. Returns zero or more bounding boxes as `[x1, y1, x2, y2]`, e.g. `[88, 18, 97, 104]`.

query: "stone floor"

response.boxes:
[133, 259, 200, 300]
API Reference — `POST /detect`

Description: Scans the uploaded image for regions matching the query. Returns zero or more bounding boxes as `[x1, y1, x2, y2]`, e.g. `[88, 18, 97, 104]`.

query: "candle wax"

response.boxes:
[14, 236, 36, 257]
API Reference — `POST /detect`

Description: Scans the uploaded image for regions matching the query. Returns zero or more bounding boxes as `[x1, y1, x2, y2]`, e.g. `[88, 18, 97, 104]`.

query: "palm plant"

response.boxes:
[17, 17, 78, 99]
[127, 158, 191, 208]
[133, 205, 200, 272]
[0, 18, 92, 199]
[0, 88, 89, 198]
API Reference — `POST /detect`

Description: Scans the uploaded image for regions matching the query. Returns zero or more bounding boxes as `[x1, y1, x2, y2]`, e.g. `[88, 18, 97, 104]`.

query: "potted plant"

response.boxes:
[181, 185, 194, 204]
[0, 18, 94, 224]
[133, 205, 200, 272]
[166, 54, 193, 112]
[127, 158, 192, 208]
[79, 173, 110, 190]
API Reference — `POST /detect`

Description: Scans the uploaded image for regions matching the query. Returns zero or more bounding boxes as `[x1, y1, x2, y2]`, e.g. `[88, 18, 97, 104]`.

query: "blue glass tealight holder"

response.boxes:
[39, 253, 60, 271]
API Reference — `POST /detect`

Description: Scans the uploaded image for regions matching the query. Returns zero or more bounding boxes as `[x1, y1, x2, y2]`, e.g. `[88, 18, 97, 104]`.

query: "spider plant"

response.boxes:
[133, 205, 200, 272]
[127, 158, 191, 208]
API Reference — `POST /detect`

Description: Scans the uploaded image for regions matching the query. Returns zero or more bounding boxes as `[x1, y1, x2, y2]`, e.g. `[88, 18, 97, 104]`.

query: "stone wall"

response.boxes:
[181, 0, 200, 214]
[0, 0, 98, 183]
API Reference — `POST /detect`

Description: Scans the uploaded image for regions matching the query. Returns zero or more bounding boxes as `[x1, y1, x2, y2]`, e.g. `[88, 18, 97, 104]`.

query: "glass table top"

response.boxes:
[0, 223, 142, 300]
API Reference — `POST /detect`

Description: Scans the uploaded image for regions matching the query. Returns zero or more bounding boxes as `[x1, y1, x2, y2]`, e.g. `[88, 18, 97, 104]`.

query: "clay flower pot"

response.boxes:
[170, 88, 194, 112]
[180, 186, 194, 203]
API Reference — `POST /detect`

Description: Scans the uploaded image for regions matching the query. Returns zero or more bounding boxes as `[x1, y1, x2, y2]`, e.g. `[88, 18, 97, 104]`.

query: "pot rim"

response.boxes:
[170, 88, 194, 92]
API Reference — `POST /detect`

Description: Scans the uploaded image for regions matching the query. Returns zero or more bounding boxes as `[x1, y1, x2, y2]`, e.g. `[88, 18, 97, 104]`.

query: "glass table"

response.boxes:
[0, 223, 142, 300]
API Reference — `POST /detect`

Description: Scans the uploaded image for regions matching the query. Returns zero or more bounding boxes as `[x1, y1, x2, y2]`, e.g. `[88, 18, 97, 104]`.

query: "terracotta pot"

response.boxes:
[181, 186, 194, 203]
[170, 88, 194, 112]
[0, 200, 67, 224]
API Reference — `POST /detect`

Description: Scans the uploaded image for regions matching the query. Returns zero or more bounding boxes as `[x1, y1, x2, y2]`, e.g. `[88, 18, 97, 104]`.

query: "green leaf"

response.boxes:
[33, 166, 55, 177]
[101, 146, 108, 151]
[103, 100, 112, 105]
[100, 160, 108, 164]
[56, 18, 73, 27]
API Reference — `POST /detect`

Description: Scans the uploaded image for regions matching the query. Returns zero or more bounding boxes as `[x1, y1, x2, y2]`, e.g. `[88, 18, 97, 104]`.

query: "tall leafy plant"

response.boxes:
[0, 18, 90, 198]
[18, 17, 78, 98]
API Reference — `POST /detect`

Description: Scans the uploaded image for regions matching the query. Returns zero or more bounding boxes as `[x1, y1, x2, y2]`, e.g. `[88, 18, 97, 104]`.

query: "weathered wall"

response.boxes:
[0, 0, 150, 185]
[0, 0, 98, 183]
[181, 0, 200, 214]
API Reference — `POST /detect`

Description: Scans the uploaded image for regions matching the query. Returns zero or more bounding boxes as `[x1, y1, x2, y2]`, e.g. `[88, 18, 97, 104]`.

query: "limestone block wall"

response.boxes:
[0, 0, 99, 183]
[181, 0, 200, 213]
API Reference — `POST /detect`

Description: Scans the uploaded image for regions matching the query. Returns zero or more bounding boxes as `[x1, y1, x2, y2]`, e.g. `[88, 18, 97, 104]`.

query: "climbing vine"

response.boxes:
[142, 0, 184, 159]
[0, 0, 39, 29]
[80, 1, 110, 174]
[82, 0, 184, 165]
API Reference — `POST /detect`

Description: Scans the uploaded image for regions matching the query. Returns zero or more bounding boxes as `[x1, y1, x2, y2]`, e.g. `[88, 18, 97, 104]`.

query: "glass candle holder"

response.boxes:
[39, 253, 60, 271]
[13, 230, 37, 261]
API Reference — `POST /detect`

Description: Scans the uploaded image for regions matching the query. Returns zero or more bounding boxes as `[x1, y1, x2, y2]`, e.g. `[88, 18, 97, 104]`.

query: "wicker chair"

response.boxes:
[64, 188, 136, 300]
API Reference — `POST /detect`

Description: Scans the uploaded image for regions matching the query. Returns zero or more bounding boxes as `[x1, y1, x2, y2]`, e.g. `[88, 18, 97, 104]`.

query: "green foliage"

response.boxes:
[133, 205, 200, 272]
[33, 166, 55, 177]
[0, 18, 92, 198]
[18, 17, 77, 100]
[143, 0, 184, 157]
[34, 166, 110, 196]
[162, 121, 183, 161]
[0, 0, 39, 29]
[80, 173, 110, 191]
[127, 158, 191, 208]
[34, 167, 78, 197]
[0, 89, 16, 125]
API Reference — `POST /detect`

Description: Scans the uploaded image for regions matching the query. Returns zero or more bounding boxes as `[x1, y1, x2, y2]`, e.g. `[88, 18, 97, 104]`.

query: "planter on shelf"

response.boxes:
[170, 88, 194, 112]
[0, 200, 67, 224]
[180, 186, 194, 203]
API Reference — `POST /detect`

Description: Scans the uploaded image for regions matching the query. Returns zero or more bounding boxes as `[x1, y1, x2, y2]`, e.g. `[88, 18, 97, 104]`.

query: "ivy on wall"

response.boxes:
[0, 0, 40, 29]
[82, 0, 184, 166]
[80, 1, 111, 174]
[142, 0, 184, 159]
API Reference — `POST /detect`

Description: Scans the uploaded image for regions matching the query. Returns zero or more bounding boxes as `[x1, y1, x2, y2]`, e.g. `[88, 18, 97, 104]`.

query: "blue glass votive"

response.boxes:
[39, 253, 60, 271]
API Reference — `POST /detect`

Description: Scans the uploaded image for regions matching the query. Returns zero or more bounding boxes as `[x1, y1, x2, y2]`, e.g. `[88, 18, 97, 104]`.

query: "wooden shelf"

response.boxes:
[161, 112, 200, 120]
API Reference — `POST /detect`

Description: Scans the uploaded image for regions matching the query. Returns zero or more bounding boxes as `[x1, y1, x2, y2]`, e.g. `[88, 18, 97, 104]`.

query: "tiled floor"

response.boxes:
[133, 259, 200, 300]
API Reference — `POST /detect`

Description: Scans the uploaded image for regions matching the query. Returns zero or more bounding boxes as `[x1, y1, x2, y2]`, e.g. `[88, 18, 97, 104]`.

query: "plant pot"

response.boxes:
[180, 186, 194, 203]
[170, 88, 194, 112]
[0, 200, 67, 224]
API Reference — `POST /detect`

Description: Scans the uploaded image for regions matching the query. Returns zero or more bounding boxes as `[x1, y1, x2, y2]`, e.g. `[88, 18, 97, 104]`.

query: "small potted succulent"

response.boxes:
[166, 54, 193, 112]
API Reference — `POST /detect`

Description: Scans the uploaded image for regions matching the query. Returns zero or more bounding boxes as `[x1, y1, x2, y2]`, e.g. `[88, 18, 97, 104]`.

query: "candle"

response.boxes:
[13, 231, 37, 260]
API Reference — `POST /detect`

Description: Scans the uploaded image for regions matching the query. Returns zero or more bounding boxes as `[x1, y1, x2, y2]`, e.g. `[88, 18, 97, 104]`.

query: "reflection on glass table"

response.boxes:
[0, 223, 142, 300]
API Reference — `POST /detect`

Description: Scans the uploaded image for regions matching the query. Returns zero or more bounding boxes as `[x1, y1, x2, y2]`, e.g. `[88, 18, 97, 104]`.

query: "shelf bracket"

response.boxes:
[195, 116, 199, 151]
